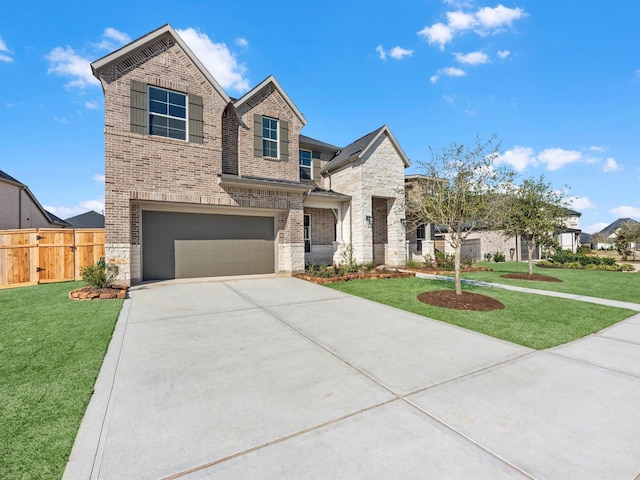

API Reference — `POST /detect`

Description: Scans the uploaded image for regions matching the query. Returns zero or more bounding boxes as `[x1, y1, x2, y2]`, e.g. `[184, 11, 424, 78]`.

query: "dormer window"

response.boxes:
[148, 86, 187, 140]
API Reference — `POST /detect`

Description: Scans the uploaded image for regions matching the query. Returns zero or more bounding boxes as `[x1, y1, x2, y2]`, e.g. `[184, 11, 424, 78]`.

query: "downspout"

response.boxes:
[18, 186, 24, 229]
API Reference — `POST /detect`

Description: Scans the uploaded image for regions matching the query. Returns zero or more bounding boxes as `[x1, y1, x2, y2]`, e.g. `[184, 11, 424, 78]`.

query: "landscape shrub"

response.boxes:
[461, 254, 474, 268]
[434, 251, 456, 270]
[493, 251, 506, 262]
[576, 245, 592, 255]
[405, 258, 422, 268]
[81, 257, 118, 288]
[550, 250, 616, 267]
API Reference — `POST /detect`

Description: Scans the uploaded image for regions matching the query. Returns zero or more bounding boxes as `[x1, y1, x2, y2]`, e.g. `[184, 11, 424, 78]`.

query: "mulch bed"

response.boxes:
[501, 273, 562, 282]
[69, 286, 128, 300]
[417, 290, 505, 311]
[294, 271, 415, 285]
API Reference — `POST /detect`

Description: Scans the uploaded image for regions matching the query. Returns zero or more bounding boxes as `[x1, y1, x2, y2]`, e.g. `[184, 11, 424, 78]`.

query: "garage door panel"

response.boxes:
[142, 211, 275, 280]
[175, 239, 275, 278]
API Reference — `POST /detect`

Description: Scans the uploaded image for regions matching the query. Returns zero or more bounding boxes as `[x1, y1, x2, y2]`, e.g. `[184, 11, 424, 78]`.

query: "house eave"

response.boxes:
[234, 75, 307, 126]
[217, 174, 312, 194]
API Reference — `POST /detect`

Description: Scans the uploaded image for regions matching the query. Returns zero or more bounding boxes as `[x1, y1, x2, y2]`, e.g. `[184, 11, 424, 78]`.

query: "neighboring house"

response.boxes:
[405, 175, 581, 263]
[91, 24, 409, 285]
[0, 169, 69, 229]
[64, 210, 105, 229]
[594, 218, 640, 249]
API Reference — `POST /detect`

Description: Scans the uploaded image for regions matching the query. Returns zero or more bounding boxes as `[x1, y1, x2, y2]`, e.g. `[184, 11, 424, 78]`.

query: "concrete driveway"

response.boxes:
[64, 277, 640, 479]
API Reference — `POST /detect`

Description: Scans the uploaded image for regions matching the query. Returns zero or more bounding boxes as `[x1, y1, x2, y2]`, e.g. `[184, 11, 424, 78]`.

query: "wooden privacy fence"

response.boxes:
[0, 228, 105, 288]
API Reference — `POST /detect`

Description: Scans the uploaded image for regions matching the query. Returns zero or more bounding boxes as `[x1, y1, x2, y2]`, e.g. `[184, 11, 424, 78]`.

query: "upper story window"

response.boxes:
[262, 117, 279, 158]
[148, 86, 187, 140]
[299, 150, 312, 180]
[416, 224, 426, 240]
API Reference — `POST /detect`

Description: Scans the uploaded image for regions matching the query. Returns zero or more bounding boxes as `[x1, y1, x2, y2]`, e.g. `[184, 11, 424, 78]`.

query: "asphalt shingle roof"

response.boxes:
[64, 210, 105, 228]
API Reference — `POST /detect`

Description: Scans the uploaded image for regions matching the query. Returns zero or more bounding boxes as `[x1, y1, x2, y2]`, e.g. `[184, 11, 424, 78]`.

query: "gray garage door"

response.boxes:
[142, 211, 275, 280]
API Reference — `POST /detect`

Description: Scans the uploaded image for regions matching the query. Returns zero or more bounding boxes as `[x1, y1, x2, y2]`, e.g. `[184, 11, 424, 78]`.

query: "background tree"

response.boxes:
[617, 220, 640, 261]
[406, 135, 515, 294]
[501, 176, 568, 275]
[590, 231, 609, 249]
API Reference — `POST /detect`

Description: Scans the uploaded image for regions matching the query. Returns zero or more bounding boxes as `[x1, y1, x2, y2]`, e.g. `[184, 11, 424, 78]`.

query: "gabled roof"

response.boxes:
[91, 24, 231, 103]
[599, 218, 639, 236]
[234, 75, 307, 126]
[299, 134, 340, 152]
[322, 125, 410, 173]
[0, 169, 69, 227]
[65, 210, 105, 228]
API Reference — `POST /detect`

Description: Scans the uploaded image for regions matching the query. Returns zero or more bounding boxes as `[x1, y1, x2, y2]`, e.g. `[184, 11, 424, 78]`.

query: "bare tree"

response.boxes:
[501, 176, 568, 275]
[406, 135, 515, 294]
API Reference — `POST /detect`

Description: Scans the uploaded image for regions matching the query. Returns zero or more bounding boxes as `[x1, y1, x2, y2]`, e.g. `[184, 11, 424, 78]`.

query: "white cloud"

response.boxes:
[430, 74, 440, 84]
[0, 36, 13, 62]
[585, 222, 609, 234]
[497, 50, 510, 59]
[85, 100, 99, 110]
[475, 4, 527, 30]
[610, 206, 640, 218]
[95, 28, 131, 51]
[602, 157, 621, 172]
[495, 146, 536, 171]
[419, 4, 526, 50]
[177, 27, 249, 93]
[442, 66, 466, 77]
[389, 46, 414, 60]
[446, 11, 477, 30]
[536, 148, 582, 171]
[568, 196, 596, 210]
[376, 45, 386, 61]
[236, 37, 249, 47]
[417, 22, 453, 50]
[46, 46, 100, 89]
[45, 199, 105, 218]
[635, 68, 640, 78]
[587, 145, 606, 152]
[454, 51, 488, 65]
[54, 116, 70, 124]
[93, 174, 105, 183]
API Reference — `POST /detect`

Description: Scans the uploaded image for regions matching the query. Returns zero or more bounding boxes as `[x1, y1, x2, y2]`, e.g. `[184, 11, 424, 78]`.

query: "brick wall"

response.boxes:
[96, 36, 306, 283]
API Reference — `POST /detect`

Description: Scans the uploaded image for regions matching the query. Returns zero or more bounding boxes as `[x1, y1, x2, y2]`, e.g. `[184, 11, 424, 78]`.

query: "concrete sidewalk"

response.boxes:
[64, 277, 640, 479]
[414, 271, 640, 311]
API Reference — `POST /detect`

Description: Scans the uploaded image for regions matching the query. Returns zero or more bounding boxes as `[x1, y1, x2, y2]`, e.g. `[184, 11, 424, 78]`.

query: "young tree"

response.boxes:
[406, 135, 515, 294]
[617, 220, 640, 261]
[501, 176, 568, 275]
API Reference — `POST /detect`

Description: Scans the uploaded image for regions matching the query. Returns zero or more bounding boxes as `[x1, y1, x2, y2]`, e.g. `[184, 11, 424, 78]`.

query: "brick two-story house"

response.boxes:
[91, 24, 409, 285]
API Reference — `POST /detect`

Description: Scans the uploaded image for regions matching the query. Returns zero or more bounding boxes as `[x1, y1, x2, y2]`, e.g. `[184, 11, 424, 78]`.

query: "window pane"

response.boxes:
[149, 100, 167, 115]
[168, 118, 186, 130]
[300, 166, 311, 180]
[150, 115, 168, 128]
[149, 87, 167, 102]
[169, 91, 186, 107]
[169, 105, 186, 118]
[168, 128, 186, 140]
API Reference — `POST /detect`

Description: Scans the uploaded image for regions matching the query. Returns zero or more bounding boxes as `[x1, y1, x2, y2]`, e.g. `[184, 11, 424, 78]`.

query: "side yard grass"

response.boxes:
[460, 261, 639, 303]
[0, 282, 122, 480]
[326, 277, 636, 350]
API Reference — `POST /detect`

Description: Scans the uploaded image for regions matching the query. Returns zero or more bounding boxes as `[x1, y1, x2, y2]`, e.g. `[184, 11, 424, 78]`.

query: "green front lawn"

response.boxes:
[0, 282, 122, 480]
[461, 261, 639, 303]
[326, 277, 635, 350]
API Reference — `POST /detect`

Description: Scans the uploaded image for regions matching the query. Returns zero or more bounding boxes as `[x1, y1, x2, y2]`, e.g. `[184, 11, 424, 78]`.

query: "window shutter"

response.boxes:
[253, 114, 263, 157]
[312, 158, 321, 181]
[188, 94, 204, 144]
[130, 80, 147, 134]
[280, 120, 289, 161]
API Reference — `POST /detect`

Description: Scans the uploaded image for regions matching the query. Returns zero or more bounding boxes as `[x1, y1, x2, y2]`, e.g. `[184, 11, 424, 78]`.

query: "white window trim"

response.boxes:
[148, 85, 188, 141]
[262, 116, 279, 159]
[304, 214, 311, 252]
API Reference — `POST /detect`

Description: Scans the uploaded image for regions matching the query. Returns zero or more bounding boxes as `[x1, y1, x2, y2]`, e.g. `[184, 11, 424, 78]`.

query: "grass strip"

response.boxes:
[0, 281, 122, 480]
[326, 277, 635, 350]
[458, 261, 639, 303]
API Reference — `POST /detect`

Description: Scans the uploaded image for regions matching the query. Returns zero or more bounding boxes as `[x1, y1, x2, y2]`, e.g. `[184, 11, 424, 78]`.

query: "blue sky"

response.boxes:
[1, 0, 639, 233]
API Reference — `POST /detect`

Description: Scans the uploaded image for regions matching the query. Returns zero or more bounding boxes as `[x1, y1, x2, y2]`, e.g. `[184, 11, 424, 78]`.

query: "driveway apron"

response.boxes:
[64, 277, 640, 479]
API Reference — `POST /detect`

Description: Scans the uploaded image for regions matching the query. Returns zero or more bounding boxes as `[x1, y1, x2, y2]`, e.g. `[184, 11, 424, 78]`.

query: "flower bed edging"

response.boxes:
[294, 271, 415, 285]
[69, 286, 128, 300]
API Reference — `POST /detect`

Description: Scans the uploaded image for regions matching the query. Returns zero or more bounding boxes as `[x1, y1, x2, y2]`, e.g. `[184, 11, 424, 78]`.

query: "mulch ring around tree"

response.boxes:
[69, 286, 128, 300]
[418, 290, 505, 311]
[501, 273, 563, 282]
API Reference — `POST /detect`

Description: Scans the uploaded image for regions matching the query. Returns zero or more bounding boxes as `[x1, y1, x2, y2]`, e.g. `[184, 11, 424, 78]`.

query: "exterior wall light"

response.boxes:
[366, 215, 373, 226]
